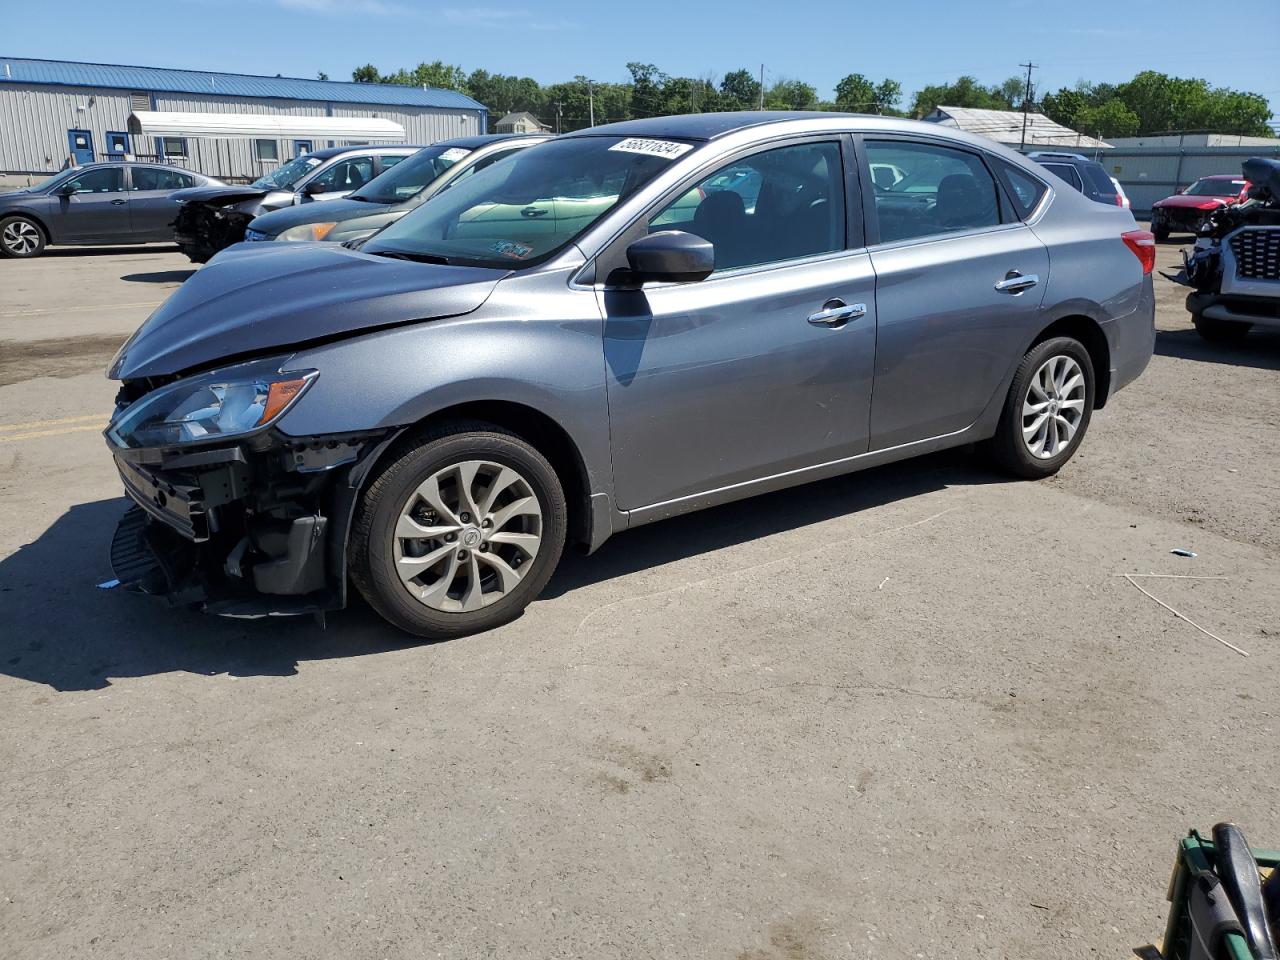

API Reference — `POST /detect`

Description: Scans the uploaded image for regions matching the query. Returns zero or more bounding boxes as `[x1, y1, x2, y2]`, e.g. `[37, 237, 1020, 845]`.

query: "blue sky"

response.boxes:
[6, 0, 1276, 115]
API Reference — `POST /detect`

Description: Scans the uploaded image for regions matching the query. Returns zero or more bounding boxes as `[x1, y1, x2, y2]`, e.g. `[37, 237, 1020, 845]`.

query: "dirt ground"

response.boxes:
[0, 237, 1277, 960]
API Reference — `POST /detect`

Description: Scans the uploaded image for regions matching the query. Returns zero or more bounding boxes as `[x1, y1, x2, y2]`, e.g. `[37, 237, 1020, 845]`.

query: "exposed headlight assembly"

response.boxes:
[108, 357, 317, 450]
[277, 221, 339, 242]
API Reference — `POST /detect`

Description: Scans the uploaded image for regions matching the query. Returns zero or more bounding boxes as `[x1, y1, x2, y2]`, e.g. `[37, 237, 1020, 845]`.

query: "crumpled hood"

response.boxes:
[171, 184, 269, 206]
[1154, 194, 1230, 210]
[110, 242, 509, 380]
[248, 197, 391, 237]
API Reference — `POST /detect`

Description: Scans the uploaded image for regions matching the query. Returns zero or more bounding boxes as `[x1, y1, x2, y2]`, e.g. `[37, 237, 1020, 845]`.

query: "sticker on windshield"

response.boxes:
[608, 137, 693, 160]
[439, 148, 470, 162]
[492, 239, 534, 260]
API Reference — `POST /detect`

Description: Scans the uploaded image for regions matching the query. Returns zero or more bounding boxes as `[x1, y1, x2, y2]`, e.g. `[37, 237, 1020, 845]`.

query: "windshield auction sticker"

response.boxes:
[439, 148, 470, 162]
[608, 138, 694, 159]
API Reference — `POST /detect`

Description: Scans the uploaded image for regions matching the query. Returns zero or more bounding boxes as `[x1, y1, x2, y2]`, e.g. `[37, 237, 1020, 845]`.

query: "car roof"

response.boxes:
[562, 111, 869, 141]
[68, 160, 207, 176]
[307, 144, 425, 159]
[436, 133, 552, 150]
[1198, 174, 1246, 180]
[1026, 151, 1091, 162]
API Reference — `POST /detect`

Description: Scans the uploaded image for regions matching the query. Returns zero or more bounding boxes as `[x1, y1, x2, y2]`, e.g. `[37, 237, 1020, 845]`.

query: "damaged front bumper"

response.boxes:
[107, 427, 393, 618]
[173, 203, 256, 264]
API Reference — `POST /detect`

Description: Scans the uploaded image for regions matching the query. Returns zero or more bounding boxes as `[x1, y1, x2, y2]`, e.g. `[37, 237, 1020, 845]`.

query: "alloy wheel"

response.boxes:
[2, 220, 40, 256]
[1021, 354, 1086, 460]
[392, 460, 543, 612]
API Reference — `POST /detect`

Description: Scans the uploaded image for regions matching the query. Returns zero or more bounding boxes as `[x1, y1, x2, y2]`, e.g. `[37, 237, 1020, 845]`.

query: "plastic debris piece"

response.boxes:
[1170, 549, 1197, 558]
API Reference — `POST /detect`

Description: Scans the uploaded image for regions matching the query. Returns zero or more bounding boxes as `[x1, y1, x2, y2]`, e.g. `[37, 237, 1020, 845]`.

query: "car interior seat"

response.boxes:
[691, 190, 748, 270]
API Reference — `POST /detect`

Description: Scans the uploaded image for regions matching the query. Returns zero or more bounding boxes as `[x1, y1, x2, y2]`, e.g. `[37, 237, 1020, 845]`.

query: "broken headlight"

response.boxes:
[108, 357, 317, 449]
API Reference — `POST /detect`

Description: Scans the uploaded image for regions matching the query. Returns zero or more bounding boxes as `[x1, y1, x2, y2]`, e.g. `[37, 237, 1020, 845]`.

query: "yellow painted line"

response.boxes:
[0, 424, 106, 443]
[0, 414, 107, 433]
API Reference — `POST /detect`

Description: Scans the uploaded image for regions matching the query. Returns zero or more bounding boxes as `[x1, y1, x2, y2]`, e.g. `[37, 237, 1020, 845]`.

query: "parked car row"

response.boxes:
[101, 112, 1157, 639]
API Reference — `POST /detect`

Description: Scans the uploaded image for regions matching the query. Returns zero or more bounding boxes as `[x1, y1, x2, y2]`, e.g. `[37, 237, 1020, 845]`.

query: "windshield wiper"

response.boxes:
[368, 249, 452, 265]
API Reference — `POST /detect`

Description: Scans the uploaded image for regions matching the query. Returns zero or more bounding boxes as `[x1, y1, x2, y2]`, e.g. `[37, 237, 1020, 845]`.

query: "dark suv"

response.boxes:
[1026, 151, 1123, 206]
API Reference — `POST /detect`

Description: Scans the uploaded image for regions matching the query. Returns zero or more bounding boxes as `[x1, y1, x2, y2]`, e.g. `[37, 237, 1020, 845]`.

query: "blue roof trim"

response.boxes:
[0, 56, 486, 112]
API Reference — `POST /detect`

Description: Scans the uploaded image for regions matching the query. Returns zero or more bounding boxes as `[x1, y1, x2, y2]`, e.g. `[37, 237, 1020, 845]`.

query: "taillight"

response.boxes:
[1122, 229, 1156, 275]
[1114, 194, 1123, 206]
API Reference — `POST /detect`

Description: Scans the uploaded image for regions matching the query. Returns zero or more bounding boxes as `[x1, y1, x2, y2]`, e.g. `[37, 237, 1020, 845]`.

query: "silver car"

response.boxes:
[105, 112, 1156, 639]
[0, 162, 221, 258]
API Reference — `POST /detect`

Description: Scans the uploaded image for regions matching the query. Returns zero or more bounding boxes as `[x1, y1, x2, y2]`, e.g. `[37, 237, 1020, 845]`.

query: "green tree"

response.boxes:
[994, 76, 1026, 109]
[834, 73, 901, 113]
[910, 75, 1007, 116]
[720, 68, 761, 111]
[1041, 87, 1088, 129]
[764, 78, 818, 111]
[627, 62, 669, 118]
[384, 61, 466, 91]
[316, 71, 330, 81]
[351, 63, 380, 83]
[1078, 98, 1140, 138]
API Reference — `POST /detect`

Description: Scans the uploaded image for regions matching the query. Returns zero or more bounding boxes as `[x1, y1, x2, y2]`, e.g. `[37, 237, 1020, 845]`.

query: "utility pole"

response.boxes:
[758, 63, 765, 110]
[555, 100, 562, 135]
[587, 79, 595, 127]
[1019, 60, 1037, 150]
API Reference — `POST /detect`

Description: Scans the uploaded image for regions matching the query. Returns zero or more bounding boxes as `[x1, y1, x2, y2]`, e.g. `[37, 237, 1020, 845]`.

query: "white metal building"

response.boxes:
[0, 57, 488, 181]
[924, 105, 1110, 150]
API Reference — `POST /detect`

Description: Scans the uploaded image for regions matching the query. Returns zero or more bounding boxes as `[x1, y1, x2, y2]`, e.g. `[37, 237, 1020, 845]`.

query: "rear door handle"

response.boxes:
[994, 272, 1039, 294]
[110, 198, 127, 205]
[807, 299, 867, 327]
[521, 206, 549, 218]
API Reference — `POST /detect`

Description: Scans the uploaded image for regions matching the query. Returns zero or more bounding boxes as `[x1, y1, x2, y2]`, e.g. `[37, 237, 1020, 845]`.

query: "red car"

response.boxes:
[1150, 175, 1250, 240]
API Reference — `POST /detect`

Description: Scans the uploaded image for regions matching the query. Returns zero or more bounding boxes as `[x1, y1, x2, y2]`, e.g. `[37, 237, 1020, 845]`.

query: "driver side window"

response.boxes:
[649, 141, 846, 273]
[308, 157, 374, 192]
[65, 168, 124, 194]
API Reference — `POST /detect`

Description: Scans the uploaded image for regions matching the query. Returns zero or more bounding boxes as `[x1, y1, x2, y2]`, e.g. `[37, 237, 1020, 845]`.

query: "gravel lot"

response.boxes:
[0, 238, 1277, 960]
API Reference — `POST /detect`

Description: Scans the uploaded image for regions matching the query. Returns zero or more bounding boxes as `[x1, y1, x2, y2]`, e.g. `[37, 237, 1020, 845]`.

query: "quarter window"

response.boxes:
[992, 158, 1048, 219]
[132, 167, 195, 191]
[65, 167, 124, 194]
[650, 141, 846, 272]
[254, 139, 280, 162]
[865, 140, 1000, 243]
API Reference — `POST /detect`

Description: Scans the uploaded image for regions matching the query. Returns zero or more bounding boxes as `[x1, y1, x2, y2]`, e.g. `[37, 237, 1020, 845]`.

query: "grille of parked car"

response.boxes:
[1230, 227, 1280, 281]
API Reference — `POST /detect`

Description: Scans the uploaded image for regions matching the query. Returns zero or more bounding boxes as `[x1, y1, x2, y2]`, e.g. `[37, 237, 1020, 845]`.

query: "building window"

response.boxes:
[254, 139, 280, 162]
[106, 132, 130, 156]
[160, 137, 187, 159]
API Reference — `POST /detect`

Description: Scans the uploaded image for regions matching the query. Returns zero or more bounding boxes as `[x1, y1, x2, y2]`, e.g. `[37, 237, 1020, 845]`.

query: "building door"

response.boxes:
[293, 140, 313, 157]
[67, 129, 95, 165]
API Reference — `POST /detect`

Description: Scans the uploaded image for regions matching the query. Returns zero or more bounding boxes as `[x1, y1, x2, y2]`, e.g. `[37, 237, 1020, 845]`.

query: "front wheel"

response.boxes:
[987, 337, 1095, 479]
[348, 423, 567, 639]
[1192, 312, 1251, 343]
[0, 215, 46, 258]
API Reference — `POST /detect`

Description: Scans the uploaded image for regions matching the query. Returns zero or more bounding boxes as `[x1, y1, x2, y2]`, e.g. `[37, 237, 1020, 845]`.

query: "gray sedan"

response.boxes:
[105, 112, 1156, 639]
[0, 162, 221, 258]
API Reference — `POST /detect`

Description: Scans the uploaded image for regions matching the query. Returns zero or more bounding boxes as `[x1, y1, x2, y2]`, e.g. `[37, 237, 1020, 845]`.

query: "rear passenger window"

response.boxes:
[650, 141, 845, 273]
[1042, 163, 1084, 192]
[865, 141, 1000, 243]
[991, 158, 1048, 219]
[131, 168, 194, 191]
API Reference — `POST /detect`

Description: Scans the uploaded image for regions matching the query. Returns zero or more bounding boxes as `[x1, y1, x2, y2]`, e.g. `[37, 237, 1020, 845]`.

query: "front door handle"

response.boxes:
[994, 272, 1039, 294]
[521, 206, 549, 218]
[807, 299, 867, 327]
[110, 198, 127, 205]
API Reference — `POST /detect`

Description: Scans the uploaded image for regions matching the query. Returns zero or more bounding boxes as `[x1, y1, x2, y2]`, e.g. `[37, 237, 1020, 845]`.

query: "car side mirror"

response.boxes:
[302, 180, 329, 197]
[623, 230, 714, 285]
[57, 183, 77, 197]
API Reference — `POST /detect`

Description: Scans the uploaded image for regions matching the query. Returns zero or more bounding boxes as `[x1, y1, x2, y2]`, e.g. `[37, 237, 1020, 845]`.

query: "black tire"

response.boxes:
[348, 421, 567, 639]
[1152, 225, 1170, 243]
[1192, 312, 1251, 343]
[0, 215, 47, 258]
[987, 336, 1095, 479]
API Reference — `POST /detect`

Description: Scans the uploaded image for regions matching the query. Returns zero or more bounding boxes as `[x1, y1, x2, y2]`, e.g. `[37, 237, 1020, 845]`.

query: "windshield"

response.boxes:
[252, 155, 323, 190]
[351, 145, 472, 204]
[364, 136, 693, 268]
[1186, 179, 1246, 197]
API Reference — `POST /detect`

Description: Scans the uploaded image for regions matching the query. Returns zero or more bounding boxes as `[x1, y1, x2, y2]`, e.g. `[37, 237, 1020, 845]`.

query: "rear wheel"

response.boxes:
[0, 215, 46, 258]
[348, 422, 567, 639]
[987, 337, 1095, 479]
[1192, 312, 1251, 343]
[1152, 225, 1170, 243]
